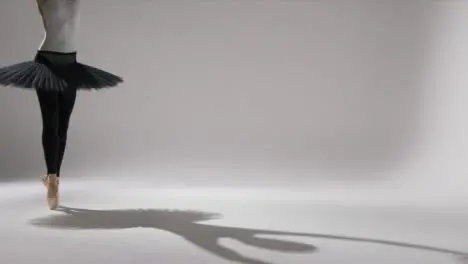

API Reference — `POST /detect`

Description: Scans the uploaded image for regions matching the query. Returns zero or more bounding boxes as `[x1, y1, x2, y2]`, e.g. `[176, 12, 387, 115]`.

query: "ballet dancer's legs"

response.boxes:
[36, 87, 77, 209]
[37, 88, 77, 177]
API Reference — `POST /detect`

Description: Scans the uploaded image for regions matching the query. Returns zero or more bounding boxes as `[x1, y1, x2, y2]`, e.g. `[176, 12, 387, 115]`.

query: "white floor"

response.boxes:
[1, 179, 467, 264]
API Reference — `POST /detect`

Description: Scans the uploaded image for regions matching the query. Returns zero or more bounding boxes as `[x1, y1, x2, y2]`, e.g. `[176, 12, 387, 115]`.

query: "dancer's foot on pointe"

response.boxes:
[42, 174, 59, 210]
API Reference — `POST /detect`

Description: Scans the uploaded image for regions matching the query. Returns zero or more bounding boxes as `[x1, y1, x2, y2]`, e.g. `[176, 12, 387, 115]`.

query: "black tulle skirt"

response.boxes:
[0, 50, 123, 91]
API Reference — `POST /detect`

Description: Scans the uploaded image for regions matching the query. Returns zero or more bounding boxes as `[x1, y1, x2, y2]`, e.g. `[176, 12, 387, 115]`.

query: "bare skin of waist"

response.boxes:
[36, 0, 80, 53]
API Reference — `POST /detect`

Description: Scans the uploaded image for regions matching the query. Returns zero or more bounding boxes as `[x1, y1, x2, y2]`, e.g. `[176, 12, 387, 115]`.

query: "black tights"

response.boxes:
[37, 88, 77, 177]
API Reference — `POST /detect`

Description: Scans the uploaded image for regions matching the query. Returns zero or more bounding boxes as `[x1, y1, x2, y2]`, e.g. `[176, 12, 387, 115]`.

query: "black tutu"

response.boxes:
[0, 50, 123, 91]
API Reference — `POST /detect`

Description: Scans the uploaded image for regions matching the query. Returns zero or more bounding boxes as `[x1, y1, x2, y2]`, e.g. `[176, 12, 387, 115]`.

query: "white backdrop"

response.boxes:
[0, 1, 466, 202]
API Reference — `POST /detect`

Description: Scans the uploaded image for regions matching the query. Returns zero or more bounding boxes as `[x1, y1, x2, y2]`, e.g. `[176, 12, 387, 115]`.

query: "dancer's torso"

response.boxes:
[38, 0, 80, 53]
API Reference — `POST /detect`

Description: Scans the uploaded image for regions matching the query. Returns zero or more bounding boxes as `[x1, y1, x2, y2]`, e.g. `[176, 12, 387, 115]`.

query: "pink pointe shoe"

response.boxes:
[42, 174, 59, 210]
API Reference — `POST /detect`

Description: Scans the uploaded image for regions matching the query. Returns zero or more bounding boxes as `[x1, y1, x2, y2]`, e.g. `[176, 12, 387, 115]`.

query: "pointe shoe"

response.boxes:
[42, 174, 59, 210]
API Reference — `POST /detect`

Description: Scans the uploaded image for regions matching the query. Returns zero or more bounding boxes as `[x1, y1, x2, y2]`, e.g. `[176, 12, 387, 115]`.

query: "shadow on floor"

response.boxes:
[28, 206, 468, 264]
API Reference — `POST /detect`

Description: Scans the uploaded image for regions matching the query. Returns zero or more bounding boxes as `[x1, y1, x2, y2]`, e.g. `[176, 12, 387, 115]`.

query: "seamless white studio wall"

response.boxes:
[0, 1, 466, 199]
